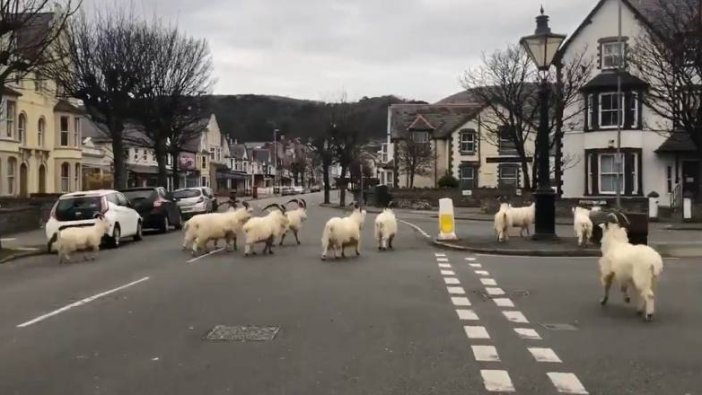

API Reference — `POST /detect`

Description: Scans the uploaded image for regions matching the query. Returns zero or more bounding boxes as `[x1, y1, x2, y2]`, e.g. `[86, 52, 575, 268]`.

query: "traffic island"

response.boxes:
[433, 235, 601, 257]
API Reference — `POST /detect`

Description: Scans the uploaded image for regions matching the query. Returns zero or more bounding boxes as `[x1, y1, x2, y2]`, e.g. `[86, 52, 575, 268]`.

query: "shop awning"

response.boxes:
[216, 170, 247, 180]
[127, 164, 160, 175]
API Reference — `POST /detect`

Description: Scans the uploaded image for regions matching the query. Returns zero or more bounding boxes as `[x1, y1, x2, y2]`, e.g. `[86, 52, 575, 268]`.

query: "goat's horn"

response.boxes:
[262, 203, 279, 212]
[299, 198, 307, 208]
[607, 212, 619, 223]
[241, 201, 250, 209]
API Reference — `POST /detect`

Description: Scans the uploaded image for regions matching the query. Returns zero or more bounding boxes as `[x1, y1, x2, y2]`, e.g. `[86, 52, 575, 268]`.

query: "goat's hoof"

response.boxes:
[645, 314, 653, 321]
[636, 310, 643, 316]
[297, 241, 301, 245]
[321, 256, 326, 261]
[600, 297, 608, 306]
[624, 296, 631, 304]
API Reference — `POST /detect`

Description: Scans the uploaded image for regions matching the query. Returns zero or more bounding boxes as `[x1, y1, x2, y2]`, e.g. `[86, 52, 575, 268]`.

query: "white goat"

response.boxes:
[494, 202, 511, 242]
[321, 203, 367, 260]
[280, 198, 307, 245]
[572, 206, 595, 246]
[53, 214, 111, 264]
[189, 201, 253, 255]
[507, 202, 535, 237]
[242, 204, 290, 256]
[374, 203, 397, 251]
[598, 219, 664, 321]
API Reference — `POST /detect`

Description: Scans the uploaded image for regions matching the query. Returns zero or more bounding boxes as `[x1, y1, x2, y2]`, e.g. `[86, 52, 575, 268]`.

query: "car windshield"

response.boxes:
[173, 189, 200, 199]
[55, 196, 104, 221]
[123, 189, 157, 201]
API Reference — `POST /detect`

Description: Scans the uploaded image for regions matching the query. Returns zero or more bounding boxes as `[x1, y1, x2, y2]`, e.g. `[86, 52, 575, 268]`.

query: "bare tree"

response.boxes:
[329, 100, 365, 206]
[132, 20, 214, 188]
[396, 137, 432, 188]
[309, 135, 333, 204]
[45, 6, 149, 189]
[0, 0, 80, 100]
[629, 0, 702, 194]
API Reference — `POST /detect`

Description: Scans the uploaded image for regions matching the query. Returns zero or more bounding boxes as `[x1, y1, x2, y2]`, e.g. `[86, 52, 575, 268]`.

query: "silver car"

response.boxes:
[173, 188, 212, 218]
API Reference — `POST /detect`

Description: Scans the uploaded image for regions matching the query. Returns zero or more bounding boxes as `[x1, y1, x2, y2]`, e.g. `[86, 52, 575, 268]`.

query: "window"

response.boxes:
[60, 163, 70, 192]
[601, 41, 625, 69]
[6, 100, 16, 138]
[631, 92, 639, 128]
[460, 130, 476, 154]
[201, 177, 207, 187]
[599, 93, 624, 128]
[60, 116, 69, 146]
[411, 131, 429, 143]
[201, 156, 207, 169]
[18, 113, 26, 145]
[599, 154, 624, 194]
[498, 165, 519, 188]
[7, 157, 16, 195]
[210, 147, 215, 160]
[498, 126, 517, 155]
[74, 164, 80, 191]
[74, 117, 80, 146]
[142, 149, 147, 161]
[666, 166, 673, 193]
[459, 165, 475, 189]
[587, 94, 594, 129]
[38, 117, 45, 147]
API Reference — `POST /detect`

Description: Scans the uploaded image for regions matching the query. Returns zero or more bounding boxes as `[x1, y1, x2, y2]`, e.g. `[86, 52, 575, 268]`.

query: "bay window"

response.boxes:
[60, 116, 69, 146]
[599, 93, 624, 128]
[599, 154, 624, 194]
[587, 149, 641, 196]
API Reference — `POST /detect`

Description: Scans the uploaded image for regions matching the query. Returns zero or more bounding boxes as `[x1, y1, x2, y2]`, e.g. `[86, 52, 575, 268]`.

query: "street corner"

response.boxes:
[0, 247, 48, 264]
[432, 235, 602, 257]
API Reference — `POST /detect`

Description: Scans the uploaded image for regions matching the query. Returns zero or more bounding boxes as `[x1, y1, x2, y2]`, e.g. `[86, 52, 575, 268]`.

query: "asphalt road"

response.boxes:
[0, 192, 700, 394]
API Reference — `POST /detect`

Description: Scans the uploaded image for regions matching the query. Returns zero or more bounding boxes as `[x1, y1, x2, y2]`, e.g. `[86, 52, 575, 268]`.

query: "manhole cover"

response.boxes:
[470, 289, 531, 301]
[204, 325, 280, 342]
[540, 323, 578, 331]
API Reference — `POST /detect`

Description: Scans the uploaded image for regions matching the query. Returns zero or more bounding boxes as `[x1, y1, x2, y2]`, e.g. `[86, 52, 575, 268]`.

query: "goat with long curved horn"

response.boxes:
[280, 198, 307, 246]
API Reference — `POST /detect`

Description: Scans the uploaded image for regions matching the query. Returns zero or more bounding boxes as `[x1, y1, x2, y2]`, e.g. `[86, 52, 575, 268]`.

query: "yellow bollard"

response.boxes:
[437, 198, 458, 240]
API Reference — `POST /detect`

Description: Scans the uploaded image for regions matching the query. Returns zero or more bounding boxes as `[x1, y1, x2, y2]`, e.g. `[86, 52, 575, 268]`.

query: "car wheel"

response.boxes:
[161, 216, 170, 233]
[174, 212, 183, 230]
[108, 225, 121, 248]
[134, 221, 143, 241]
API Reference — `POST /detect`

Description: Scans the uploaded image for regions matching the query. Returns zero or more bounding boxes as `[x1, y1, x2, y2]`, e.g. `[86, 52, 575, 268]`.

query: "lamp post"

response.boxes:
[520, 7, 566, 240]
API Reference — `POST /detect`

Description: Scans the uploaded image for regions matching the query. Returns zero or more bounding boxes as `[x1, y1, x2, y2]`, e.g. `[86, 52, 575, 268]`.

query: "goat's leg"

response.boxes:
[91, 245, 99, 261]
[388, 235, 394, 249]
[621, 283, 631, 303]
[294, 230, 300, 245]
[321, 238, 329, 260]
[355, 238, 361, 256]
[244, 242, 253, 256]
[600, 272, 614, 305]
[279, 231, 287, 246]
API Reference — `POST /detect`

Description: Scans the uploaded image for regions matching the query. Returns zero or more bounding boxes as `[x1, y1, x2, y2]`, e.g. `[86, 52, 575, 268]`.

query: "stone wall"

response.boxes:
[0, 194, 60, 234]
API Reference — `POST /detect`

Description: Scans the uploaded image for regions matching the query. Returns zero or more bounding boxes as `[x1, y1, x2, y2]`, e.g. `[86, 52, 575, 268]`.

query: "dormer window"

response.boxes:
[600, 40, 626, 69]
[411, 131, 429, 143]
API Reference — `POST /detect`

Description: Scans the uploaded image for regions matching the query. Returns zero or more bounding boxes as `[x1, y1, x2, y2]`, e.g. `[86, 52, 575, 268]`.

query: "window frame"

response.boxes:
[17, 112, 26, 145]
[5, 100, 16, 138]
[459, 165, 475, 189]
[37, 117, 45, 147]
[498, 165, 519, 188]
[60, 162, 70, 192]
[601, 41, 625, 69]
[74, 163, 81, 191]
[7, 157, 16, 195]
[598, 92, 625, 129]
[73, 117, 81, 147]
[598, 153, 625, 194]
[410, 131, 429, 144]
[631, 92, 639, 128]
[59, 116, 70, 147]
[459, 130, 476, 155]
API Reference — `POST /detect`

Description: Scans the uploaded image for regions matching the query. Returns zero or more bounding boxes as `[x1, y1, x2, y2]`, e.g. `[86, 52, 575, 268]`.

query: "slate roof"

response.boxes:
[251, 148, 271, 163]
[53, 99, 85, 114]
[580, 70, 649, 92]
[15, 12, 53, 61]
[655, 132, 698, 153]
[389, 104, 484, 140]
[229, 143, 248, 159]
[2, 86, 23, 97]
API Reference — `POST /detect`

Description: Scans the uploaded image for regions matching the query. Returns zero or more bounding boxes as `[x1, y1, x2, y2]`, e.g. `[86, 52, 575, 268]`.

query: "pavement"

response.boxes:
[1, 191, 700, 394]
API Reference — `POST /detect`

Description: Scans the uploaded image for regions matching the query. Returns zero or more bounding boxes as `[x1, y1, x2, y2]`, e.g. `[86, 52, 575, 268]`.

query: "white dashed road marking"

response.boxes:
[464, 325, 490, 339]
[514, 328, 542, 340]
[547, 372, 589, 394]
[469, 263, 482, 268]
[528, 348, 562, 363]
[447, 286, 466, 295]
[475, 270, 490, 276]
[440, 270, 455, 276]
[436, 257, 449, 262]
[444, 277, 460, 285]
[480, 278, 497, 286]
[438, 263, 452, 268]
[493, 298, 515, 307]
[451, 296, 472, 306]
[186, 247, 226, 263]
[456, 309, 479, 321]
[434, 253, 446, 257]
[502, 311, 529, 324]
[485, 287, 505, 296]
[472, 345, 501, 362]
[465, 257, 477, 261]
[480, 370, 515, 392]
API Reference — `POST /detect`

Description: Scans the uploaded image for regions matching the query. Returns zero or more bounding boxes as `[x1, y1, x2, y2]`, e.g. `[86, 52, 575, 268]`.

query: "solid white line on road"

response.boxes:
[475, 270, 490, 276]
[514, 328, 542, 340]
[464, 325, 490, 339]
[17, 277, 151, 328]
[480, 278, 497, 286]
[0, 237, 16, 242]
[547, 372, 589, 394]
[469, 263, 482, 268]
[444, 277, 460, 285]
[447, 286, 466, 295]
[451, 296, 472, 306]
[440, 270, 455, 276]
[186, 247, 226, 263]
[456, 309, 479, 321]
[435, 253, 446, 257]
[400, 220, 431, 238]
[485, 287, 505, 296]
[438, 263, 452, 268]
[493, 298, 515, 307]
[436, 257, 449, 262]
[472, 345, 500, 362]
[480, 370, 515, 392]
[502, 311, 529, 324]
[528, 348, 562, 363]
[465, 257, 477, 261]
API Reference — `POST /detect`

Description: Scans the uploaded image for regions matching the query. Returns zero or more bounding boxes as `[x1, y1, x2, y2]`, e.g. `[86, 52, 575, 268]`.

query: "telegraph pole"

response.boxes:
[615, 0, 623, 208]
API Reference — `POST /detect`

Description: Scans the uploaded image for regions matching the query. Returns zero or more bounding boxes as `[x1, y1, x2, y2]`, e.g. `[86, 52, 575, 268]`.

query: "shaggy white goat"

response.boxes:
[572, 206, 595, 246]
[507, 202, 535, 237]
[321, 203, 367, 260]
[242, 204, 290, 256]
[494, 202, 511, 242]
[374, 203, 397, 251]
[53, 214, 111, 264]
[598, 218, 664, 321]
[189, 201, 253, 255]
[280, 198, 307, 245]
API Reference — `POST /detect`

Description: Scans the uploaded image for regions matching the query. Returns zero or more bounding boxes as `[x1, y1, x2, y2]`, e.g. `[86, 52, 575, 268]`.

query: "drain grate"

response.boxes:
[204, 325, 280, 342]
[540, 323, 578, 331]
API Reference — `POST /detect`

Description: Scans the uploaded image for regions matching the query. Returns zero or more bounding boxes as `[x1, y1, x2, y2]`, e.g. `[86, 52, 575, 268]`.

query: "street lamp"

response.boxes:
[520, 7, 566, 240]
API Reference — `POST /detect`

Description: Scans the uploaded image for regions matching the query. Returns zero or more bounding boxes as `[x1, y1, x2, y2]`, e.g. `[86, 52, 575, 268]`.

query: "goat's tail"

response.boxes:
[501, 211, 509, 233]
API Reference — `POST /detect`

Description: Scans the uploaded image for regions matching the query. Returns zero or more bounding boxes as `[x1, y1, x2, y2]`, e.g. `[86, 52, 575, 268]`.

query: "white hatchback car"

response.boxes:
[45, 190, 143, 252]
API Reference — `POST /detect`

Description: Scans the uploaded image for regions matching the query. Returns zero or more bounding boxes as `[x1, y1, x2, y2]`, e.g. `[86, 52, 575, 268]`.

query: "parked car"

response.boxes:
[121, 187, 183, 233]
[292, 185, 304, 194]
[281, 186, 295, 196]
[173, 188, 212, 218]
[198, 186, 218, 211]
[45, 189, 143, 252]
[310, 184, 321, 192]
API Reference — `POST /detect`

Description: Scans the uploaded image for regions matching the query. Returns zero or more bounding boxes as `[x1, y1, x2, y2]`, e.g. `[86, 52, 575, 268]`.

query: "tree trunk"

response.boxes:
[155, 139, 168, 188]
[554, 62, 565, 197]
[521, 156, 532, 191]
[112, 134, 127, 190]
[339, 165, 348, 206]
[322, 161, 330, 204]
[171, 149, 181, 190]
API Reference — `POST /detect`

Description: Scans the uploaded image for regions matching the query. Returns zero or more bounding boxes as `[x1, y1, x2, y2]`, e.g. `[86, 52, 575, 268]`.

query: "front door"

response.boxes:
[682, 161, 699, 198]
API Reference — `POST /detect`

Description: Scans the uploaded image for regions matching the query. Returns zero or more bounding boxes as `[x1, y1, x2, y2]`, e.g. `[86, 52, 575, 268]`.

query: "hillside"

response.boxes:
[209, 94, 427, 143]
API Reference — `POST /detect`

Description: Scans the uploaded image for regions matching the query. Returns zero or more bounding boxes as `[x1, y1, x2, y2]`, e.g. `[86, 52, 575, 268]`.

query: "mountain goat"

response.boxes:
[280, 198, 307, 245]
[321, 203, 367, 260]
[374, 202, 397, 251]
[242, 204, 290, 256]
[52, 214, 111, 264]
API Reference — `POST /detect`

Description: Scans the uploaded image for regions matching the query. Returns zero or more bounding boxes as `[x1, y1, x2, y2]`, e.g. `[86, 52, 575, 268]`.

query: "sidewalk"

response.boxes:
[0, 228, 46, 263]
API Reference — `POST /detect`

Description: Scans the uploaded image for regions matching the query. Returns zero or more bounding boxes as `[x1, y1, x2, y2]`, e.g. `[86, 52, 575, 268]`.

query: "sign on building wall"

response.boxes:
[179, 153, 196, 170]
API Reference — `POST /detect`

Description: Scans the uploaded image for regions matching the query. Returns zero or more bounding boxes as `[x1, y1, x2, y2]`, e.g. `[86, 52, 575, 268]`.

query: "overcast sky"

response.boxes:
[87, 0, 597, 103]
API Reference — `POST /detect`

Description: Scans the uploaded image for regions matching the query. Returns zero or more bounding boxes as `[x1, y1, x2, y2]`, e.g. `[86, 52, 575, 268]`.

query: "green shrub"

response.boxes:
[438, 173, 459, 188]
